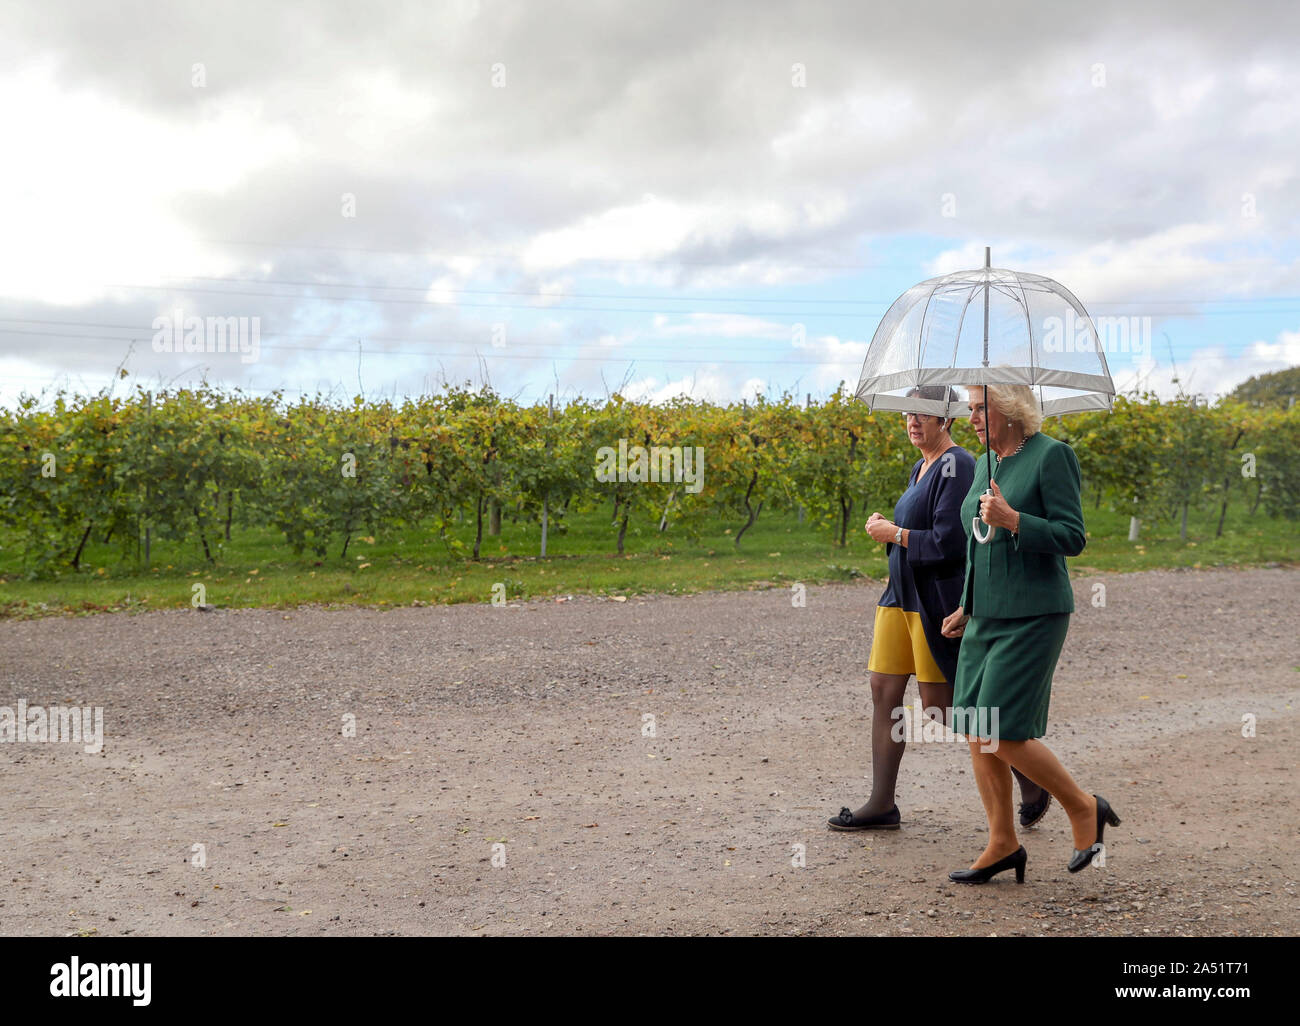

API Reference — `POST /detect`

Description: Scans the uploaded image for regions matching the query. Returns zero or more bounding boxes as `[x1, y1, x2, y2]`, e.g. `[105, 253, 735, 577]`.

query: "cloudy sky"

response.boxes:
[2, 0, 1298, 409]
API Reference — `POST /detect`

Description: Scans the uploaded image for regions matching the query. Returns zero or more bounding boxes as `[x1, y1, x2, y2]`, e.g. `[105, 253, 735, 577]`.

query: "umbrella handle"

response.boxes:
[972, 489, 996, 544]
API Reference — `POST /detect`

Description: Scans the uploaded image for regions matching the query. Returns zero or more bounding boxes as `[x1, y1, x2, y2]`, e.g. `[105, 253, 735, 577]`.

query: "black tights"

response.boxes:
[854, 671, 1043, 817]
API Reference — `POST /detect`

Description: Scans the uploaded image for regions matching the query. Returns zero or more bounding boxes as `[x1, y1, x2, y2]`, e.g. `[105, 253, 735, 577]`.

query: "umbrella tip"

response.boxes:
[984, 246, 991, 268]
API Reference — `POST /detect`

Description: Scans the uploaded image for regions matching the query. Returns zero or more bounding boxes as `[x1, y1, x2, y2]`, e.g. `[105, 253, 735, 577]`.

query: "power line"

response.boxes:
[105, 282, 887, 318]
[0, 326, 856, 367]
[199, 237, 931, 271]
[157, 272, 1300, 308]
[195, 236, 1300, 276]
[88, 281, 1300, 321]
[161, 275, 891, 306]
[0, 325, 1224, 370]
[0, 314, 1273, 366]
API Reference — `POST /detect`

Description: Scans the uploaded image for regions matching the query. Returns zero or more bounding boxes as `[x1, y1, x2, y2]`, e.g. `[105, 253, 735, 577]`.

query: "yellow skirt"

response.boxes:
[868, 605, 946, 683]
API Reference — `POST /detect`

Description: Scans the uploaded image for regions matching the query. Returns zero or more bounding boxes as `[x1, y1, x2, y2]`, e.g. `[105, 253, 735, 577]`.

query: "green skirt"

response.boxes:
[952, 613, 1070, 741]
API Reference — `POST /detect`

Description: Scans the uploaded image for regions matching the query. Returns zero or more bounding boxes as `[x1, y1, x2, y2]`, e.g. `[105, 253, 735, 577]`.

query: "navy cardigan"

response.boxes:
[878, 444, 976, 685]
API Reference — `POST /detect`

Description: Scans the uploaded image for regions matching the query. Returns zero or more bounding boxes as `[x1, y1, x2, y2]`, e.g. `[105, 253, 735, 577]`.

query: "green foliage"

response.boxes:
[1227, 367, 1300, 410]
[1247, 405, 1300, 519]
[3, 383, 1298, 576]
[787, 385, 911, 546]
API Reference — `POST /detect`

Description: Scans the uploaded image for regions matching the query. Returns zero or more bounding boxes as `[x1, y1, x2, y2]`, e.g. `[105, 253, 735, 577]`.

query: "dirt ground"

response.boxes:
[1, 566, 1297, 936]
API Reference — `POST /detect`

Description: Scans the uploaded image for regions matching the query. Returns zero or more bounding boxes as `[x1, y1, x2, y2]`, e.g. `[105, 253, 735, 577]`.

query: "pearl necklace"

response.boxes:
[993, 435, 1027, 465]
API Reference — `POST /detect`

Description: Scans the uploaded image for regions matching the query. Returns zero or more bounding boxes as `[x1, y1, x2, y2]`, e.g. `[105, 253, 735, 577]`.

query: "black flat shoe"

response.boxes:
[949, 845, 1027, 884]
[827, 804, 900, 831]
[1068, 795, 1121, 873]
[1018, 788, 1052, 829]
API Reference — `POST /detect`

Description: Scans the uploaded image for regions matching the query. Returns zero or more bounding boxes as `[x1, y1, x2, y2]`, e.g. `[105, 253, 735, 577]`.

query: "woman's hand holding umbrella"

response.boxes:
[978, 480, 1020, 533]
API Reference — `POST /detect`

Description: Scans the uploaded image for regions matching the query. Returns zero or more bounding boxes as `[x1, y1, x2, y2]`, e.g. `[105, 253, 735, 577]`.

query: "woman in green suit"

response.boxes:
[939, 384, 1120, 883]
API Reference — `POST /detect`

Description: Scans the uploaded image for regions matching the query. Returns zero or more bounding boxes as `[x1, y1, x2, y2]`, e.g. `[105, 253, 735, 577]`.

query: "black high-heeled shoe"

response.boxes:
[949, 845, 1026, 884]
[1068, 794, 1120, 873]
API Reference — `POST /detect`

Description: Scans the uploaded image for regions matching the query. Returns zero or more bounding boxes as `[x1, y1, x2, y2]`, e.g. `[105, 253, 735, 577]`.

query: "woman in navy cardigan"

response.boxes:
[829, 387, 1047, 830]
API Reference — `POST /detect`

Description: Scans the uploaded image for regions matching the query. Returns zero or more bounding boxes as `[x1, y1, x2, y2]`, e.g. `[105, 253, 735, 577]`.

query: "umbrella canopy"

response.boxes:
[856, 249, 1115, 421]
[856, 248, 1115, 544]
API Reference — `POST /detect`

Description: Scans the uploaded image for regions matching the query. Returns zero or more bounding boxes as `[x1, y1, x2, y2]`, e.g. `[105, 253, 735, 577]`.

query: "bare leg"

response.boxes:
[916, 682, 1046, 825]
[941, 691, 1041, 806]
[851, 671, 910, 816]
[967, 739, 1021, 868]
[990, 739, 1099, 849]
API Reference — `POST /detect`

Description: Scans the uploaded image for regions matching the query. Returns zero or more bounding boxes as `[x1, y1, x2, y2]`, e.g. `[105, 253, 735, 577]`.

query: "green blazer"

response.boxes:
[959, 431, 1086, 618]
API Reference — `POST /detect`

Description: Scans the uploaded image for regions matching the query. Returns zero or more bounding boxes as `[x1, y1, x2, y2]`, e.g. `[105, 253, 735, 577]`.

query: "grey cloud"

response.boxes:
[3, 0, 1299, 403]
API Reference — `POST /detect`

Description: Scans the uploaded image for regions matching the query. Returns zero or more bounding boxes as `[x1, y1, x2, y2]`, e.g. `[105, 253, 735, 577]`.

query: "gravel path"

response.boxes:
[1, 567, 1297, 936]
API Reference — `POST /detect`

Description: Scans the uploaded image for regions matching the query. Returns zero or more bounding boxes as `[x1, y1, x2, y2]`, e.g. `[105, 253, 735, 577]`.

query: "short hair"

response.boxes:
[905, 385, 959, 432]
[983, 384, 1043, 436]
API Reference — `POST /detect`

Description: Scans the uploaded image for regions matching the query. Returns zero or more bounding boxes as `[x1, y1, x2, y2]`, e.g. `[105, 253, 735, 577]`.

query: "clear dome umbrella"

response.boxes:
[855, 248, 1115, 543]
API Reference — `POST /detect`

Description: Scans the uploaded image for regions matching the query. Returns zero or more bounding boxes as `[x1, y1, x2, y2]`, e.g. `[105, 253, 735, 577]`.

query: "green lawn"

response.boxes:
[0, 504, 1295, 619]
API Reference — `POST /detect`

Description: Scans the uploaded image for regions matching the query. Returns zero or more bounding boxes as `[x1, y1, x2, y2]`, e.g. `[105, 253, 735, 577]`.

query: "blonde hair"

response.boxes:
[983, 384, 1042, 436]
